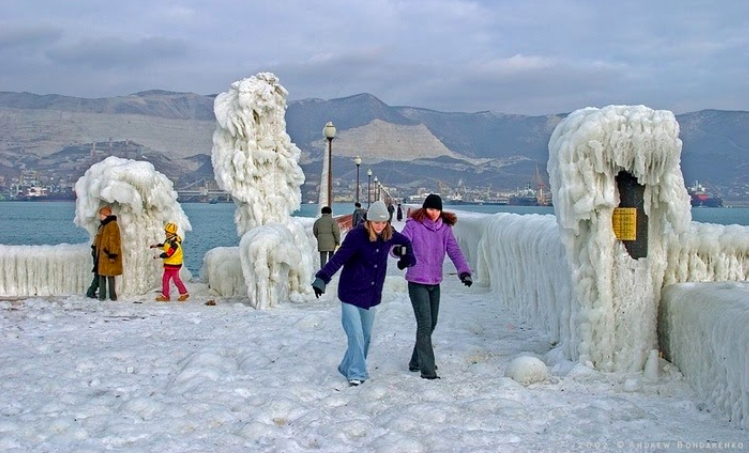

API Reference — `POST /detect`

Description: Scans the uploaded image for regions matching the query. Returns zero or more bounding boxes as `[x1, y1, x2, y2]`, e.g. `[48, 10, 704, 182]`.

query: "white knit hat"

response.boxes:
[367, 201, 390, 221]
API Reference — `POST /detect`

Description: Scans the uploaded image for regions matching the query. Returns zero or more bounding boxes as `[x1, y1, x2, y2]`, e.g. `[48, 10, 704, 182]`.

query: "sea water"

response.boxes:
[1, 201, 748, 275]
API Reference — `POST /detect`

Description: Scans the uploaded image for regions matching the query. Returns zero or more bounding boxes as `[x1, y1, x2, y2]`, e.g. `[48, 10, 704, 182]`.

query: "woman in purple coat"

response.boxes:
[312, 201, 415, 387]
[399, 194, 472, 379]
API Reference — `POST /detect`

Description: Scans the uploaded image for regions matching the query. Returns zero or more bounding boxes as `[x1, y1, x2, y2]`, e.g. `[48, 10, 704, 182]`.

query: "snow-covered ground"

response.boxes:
[1, 249, 745, 453]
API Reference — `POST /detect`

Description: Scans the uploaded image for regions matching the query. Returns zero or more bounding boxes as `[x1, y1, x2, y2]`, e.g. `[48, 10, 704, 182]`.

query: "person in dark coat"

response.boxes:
[85, 231, 101, 298]
[313, 206, 341, 267]
[352, 202, 367, 228]
[396, 203, 403, 221]
[312, 201, 415, 387]
[93, 205, 123, 301]
[387, 202, 395, 222]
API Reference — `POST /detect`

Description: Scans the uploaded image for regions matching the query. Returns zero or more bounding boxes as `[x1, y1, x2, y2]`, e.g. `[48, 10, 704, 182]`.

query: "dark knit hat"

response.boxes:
[422, 194, 443, 211]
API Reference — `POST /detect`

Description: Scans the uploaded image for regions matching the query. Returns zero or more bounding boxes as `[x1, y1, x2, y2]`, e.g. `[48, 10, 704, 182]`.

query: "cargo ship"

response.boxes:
[688, 181, 723, 207]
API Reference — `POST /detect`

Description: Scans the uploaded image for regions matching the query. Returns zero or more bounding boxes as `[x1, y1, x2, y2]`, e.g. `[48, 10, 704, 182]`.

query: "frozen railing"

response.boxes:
[0, 244, 91, 297]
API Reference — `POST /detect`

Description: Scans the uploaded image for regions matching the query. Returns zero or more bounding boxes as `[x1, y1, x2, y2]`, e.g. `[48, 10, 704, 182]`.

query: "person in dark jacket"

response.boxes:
[351, 202, 367, 228]
[312, 201, 415, 387]
[313, 206, 341, 267]
[93, 205, 123, 301]
[85, 230, 101, 298]
[398, 194, 472, 379]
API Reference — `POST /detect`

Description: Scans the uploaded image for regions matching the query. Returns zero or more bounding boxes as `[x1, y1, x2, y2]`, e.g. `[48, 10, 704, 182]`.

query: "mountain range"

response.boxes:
[0, 90, 747, 199]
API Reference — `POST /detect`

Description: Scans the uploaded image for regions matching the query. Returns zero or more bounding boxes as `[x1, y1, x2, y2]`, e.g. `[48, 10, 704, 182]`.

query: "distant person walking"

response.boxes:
[396, 203, 403, 221]
[398, 194, 472, 380]
[93, 205, 122, 301]
[387, 202, 395, 222]
[313, 206, 341, 267]
[312, 201, 415, 387]
[352, 202, 367, 228]
[85, 222, 102, 298]
[150, 222, 189, 302]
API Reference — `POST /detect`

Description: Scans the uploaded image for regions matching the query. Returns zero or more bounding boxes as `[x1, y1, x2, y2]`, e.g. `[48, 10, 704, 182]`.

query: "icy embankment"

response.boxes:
[664, 222, 749, 283]
[659, 282, 749, 429]
[0, 244, 90, 296]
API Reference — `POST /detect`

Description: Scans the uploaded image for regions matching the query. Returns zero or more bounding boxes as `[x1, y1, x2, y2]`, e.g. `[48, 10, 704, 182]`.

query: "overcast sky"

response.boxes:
[1, 0, 747, 115]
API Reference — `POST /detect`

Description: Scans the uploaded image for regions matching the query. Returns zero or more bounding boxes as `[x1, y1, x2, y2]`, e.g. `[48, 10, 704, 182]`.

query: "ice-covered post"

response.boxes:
[547, 105, 691, 372]
[211, 72, 314, 309]
[74, 156, 191, 297]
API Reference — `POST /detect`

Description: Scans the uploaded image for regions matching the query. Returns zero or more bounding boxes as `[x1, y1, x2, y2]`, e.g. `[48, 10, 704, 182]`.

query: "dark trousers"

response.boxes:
[98, 275, 117, 301]
[408, 282, 441, 377]
[86, 274, 99, 298]
[319, 251, 334, 267]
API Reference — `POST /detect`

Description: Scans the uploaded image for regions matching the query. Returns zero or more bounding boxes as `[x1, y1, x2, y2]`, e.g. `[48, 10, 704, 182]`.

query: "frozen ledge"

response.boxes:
[659, 282, 749, 430]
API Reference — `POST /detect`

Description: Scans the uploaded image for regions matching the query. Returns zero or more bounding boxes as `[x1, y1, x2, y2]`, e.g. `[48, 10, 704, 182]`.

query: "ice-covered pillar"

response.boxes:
[74, 156, 191, 296]
[211, 72, 314, 309]
[547, 105, 692, 372]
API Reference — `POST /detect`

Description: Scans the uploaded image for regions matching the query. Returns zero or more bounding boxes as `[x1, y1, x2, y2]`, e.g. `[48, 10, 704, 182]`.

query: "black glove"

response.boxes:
[312, 278, 326, 298]
[397, 254, 415, 270]
[459, 273, 472, 287]
[392, 245, 407, 257]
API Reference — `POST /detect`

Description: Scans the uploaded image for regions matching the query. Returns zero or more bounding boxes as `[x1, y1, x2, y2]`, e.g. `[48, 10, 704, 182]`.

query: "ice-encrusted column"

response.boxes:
[547, 105, 691, 372]
[74, 156, 191, 296]
[211, 72, 313, 309]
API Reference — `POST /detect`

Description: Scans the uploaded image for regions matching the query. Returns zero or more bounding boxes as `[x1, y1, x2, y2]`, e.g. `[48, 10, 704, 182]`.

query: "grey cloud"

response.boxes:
[0, 24, 62, 51]
[46, 37, 190, 69]
[1, 0, 748, 114]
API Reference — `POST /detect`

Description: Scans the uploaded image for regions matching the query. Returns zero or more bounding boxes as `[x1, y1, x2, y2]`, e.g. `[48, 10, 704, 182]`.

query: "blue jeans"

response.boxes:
[408, 282, 440, 377]
[338, 301, 376, 381]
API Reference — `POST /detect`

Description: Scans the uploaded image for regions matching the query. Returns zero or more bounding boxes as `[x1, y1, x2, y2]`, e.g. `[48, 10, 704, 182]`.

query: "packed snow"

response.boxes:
[1, 244, 746, 452]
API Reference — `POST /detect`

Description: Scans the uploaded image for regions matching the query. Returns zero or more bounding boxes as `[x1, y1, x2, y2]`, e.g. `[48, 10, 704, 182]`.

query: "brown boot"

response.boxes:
[178, 294, 190, 302]
[156, 295, 170, 302]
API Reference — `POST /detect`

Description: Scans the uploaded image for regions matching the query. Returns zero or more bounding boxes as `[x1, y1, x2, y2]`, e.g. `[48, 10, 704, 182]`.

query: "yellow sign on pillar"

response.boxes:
[612, 207, 637, 241]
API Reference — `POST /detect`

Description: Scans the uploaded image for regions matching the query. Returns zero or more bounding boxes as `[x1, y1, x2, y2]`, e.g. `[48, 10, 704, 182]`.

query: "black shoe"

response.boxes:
[421, 374, 441, 380]
[409, 365, 437, 372]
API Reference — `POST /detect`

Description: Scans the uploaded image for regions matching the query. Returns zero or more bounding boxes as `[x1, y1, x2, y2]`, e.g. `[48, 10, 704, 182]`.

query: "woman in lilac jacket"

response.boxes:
[312, 201, 415, 387]
[399, 194, 472, 379]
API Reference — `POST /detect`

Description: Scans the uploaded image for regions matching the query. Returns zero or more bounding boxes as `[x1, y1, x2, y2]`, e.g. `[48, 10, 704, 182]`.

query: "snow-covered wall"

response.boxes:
[0, 244, 90, 296]
[659, 283, 749, 430]
[664, 222, 749, 284]
[201, 247, 246, 298]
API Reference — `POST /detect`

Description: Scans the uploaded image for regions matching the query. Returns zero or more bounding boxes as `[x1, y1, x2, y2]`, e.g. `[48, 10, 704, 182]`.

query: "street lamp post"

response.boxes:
[374, 176, 379, 201]
[354, 156, 362, 204]
[323, 122, 336, 208]
[366, 169, 372, 207]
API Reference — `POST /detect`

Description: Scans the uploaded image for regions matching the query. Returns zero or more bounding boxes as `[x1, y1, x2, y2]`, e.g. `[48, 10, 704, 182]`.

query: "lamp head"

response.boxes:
[323, 121, 336, 140]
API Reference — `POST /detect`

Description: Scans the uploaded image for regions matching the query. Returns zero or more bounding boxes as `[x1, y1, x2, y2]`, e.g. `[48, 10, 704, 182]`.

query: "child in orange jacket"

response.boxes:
[150, 222, 189, 302]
